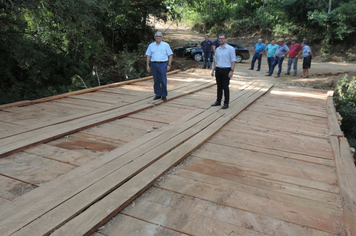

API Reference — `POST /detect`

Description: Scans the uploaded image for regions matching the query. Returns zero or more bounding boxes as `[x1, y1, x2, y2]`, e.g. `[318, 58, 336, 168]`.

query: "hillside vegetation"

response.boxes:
[1, 0, 356, 105]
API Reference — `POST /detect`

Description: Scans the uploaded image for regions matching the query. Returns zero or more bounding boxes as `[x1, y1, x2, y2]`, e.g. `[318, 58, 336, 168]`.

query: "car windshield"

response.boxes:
[185, 43, 197, 47]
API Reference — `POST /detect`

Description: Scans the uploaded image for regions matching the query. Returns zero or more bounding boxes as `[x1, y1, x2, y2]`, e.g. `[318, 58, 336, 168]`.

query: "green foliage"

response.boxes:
[334, 74, 356, 160]
[0, 0, 167, 105]
[116, 43, 150, 81]
[175, 0, 356, 51]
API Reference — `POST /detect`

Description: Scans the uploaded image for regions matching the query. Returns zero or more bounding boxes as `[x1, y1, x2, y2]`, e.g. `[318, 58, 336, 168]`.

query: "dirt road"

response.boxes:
[155, 20, 356, 90]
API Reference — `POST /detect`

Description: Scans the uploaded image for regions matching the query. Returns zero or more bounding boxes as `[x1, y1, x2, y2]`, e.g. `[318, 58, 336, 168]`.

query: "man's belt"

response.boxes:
[151, 61, 167, 64]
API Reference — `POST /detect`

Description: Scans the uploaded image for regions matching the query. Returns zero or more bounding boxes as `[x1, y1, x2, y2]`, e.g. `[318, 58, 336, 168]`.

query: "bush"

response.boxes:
[334, 74, 356, 161]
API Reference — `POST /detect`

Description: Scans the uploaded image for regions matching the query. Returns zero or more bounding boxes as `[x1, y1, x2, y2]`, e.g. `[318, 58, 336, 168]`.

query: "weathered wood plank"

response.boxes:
[190, 143, 338, 186]
[326, 95, 343, 137]
[180, 157, 341, 207]
[156, 174, 344, 234]
[330, 137, 356, 235]
[96, 213, 187, 236]
[131, 187, 332, 236]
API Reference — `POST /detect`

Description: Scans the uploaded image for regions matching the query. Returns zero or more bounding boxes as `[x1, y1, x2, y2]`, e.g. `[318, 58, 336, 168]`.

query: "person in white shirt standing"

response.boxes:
[146, 31, 173, 101]
[211, 34, 236, 109]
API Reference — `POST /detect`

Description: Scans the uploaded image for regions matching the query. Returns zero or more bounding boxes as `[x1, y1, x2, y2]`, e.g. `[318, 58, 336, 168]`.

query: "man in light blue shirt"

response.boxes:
[265, 39, 278, 73]
[249, 38, 266, 71]
[211, 34, 236, 109]
[266, 38, 289, 78]
[297, 41, 314, 78]
[146, 31, 173, 101]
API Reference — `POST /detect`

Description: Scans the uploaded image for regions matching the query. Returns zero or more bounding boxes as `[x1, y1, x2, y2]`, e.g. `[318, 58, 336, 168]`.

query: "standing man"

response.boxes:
[249, 38, 266, 71]
[200, 35, 213, 69]
[298, 41, 314, 78]
[285, 39, 302, 76]
[265, 39, 278, 73]
[211, 34, 236, 109]
[266, 38, 289, 78]
[212, 35, 220, 66]
[146, 31, 173, 101]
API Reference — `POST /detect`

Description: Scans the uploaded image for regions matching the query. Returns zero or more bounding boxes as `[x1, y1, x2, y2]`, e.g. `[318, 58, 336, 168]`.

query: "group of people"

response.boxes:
[145, 31, 314, 111]
[250, 38, 314, 78]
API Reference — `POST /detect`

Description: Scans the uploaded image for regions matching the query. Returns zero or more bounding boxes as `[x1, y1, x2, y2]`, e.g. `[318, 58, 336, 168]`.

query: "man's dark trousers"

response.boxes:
[215, 67, 230, 105]
[267, 57, 274, 72]
[203, 51, 211, 68]
[151, 62, 167, 97]
[268, 56, 284, 76]
[251, 53, 262, 70]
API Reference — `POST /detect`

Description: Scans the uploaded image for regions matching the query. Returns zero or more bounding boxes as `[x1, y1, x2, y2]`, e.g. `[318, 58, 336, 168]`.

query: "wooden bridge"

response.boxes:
[0, 70, 355, 235]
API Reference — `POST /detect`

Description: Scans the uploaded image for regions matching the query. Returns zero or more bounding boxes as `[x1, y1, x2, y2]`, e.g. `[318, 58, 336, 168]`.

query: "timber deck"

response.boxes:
[0, 71, 355, 236]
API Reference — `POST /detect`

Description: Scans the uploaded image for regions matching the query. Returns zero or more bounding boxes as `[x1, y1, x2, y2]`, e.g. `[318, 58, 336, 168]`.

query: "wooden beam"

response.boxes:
[326, 92, 343, 137]
[330, 136, 356, 235]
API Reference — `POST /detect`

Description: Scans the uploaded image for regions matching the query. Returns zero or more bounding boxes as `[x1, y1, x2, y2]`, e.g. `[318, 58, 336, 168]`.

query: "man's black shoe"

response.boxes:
[162, 97, 167, 101]
[221, 104, 229, 109]
[153, 96, 161, 100]
[211, 101, 221, 106]
[248, 68, 253, 70]
[256, 69, 260, 71]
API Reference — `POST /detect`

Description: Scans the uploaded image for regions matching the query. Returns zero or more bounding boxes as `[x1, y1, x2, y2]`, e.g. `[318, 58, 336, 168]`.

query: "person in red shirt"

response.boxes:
[285, 39, 302, 76]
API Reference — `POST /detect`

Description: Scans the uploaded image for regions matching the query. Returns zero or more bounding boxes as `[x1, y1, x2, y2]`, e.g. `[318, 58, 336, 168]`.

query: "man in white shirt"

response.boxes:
[146, 31, 173, 101]
[211, 34, 236, 109]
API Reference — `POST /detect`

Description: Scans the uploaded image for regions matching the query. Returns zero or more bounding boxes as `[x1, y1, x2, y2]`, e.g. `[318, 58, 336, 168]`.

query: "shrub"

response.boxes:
[334, 74, 356, 161]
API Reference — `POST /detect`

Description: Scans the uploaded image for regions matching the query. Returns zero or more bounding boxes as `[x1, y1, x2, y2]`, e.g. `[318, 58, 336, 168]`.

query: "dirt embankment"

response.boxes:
[153, 20, 356, 91]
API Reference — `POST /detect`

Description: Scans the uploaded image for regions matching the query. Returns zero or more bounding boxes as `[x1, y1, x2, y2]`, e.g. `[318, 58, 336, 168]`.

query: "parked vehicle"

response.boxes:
[173, 42, 200, 57]
[184, 42, 250, 63]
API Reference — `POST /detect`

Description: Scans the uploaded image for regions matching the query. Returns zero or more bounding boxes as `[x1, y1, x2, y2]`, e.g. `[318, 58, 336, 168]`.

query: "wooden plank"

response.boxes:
[53, 97, 113, 109]
[235, 114, 329, 139]
[23, 144, 89, 166]
[0, 175, 36, 202]
[212, 124, 334, 160]
[180, 157, 341, 208]
[156, 175, 344, 234]
[121, 201, 266, 236]
[0, 153, 75, 186]
[96, 213, 187, 236]
[0, 70, 180, 110]
[175, 168, 340, 212]
[129, 187, 331, 236]
[14, 84, 272, 236]
[245, 106, 329, 126]
[80, 123, 148, 143]
[326, 95, 343, 137]
[207, 139, 335, 167]
[191, 143, 338, 186]
[250, 102, 327, 118]
[240, 108, 329, 128]
[330, 136, 356, 235]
